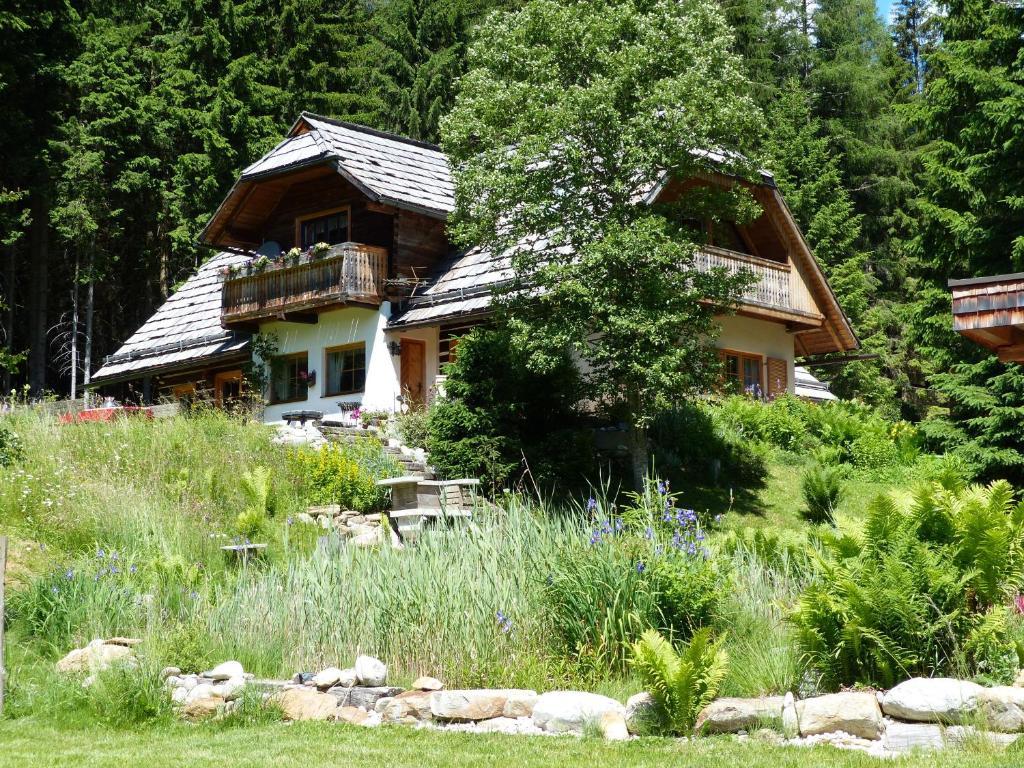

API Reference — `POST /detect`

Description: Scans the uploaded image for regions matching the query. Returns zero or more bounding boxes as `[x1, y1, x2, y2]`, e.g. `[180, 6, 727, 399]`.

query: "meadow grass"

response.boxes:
[0, 408, 896, 723]
[2, 720, 1022, 768]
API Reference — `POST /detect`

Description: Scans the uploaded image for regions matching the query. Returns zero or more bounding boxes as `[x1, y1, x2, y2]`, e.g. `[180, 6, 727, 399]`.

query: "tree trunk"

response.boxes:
[626, 389, 648, 491]
[69, 256, 78, 400]
[27, 193, 49, 396]
[1, 246, 14, 392]
[83, 252, 94, 408]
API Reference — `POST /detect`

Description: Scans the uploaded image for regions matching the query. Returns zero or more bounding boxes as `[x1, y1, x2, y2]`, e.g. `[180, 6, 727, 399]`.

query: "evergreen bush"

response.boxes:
[426, 328, 592, 493]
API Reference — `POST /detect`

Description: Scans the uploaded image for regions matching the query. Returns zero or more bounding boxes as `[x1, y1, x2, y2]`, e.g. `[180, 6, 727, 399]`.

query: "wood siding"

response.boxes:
[222, 243, 387, 326]
[951, 274, 1024, 362]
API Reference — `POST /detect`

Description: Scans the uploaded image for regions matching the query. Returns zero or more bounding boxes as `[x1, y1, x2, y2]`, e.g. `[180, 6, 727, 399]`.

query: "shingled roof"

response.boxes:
[91, 253, 251, 384]
[200, 114, 454, 249]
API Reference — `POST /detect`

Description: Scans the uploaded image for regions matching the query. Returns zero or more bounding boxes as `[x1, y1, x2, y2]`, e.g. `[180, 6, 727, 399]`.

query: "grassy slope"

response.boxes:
[2, 721, 1020, 768]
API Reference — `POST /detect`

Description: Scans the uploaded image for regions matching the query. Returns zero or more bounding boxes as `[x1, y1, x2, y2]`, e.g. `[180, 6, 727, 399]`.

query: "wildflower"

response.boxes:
[589, 530, 602, 546]
[51, 585, 59, 595]
[545, 574, 553, 586]
[586, 497, 597, 512]
[64, 569, 74, 580]
[129, 564, 138, 574]
[190, 591, 200, 601]
[97, 548, 105, 559]
[613, 518, 624, 534]
[495, 610, 513, 634]
[286, 516, 294, 526]
[644, 526, 653, 540]
[636, 561, 646, 574]
[657, 481, 667, 495]
[110, 551, 118, 561]
[109, 565, 119, 575]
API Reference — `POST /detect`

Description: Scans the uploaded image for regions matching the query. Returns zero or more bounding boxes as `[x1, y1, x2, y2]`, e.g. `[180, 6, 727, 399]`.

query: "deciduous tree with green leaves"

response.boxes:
[442, 0, 764, 488]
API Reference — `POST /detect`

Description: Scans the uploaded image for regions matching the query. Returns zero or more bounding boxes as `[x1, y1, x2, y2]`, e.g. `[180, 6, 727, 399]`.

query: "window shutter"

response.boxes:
[766, 357, 788, 398]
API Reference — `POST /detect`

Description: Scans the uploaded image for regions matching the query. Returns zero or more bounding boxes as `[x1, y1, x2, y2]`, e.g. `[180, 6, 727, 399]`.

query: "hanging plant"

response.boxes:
[285, 246, 302, 265]
[252, 255, 271, 273]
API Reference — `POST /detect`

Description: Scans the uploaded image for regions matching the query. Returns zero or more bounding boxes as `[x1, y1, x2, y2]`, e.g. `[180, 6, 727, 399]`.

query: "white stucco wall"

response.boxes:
[714, 313, 796, 393]
[257, 303, 439, 423]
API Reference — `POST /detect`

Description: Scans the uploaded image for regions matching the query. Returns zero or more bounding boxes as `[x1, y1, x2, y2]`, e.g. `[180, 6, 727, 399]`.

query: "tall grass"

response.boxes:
[208, 498, 579, 687]
[715, 542, 810, 697]
[2, 408, 826, 717]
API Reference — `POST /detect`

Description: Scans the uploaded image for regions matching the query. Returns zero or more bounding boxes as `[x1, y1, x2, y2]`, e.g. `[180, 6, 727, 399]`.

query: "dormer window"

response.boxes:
[297, 208, 349, 249]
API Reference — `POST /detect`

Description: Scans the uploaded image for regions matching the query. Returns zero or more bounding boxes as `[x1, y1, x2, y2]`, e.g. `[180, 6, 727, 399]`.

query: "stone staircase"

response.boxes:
[319, 424, 432, 479]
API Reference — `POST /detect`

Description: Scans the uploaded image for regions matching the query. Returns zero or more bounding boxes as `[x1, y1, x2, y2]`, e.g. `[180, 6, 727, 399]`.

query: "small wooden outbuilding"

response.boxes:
[950, 273, 1024, 362]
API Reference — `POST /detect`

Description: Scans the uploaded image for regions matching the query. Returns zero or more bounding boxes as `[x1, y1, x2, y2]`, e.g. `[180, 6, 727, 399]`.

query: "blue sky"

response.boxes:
[877, 0, 894, 24]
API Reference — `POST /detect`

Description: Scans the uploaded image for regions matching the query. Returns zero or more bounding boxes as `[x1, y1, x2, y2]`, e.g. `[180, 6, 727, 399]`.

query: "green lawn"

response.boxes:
[1, 721, 1021, 768]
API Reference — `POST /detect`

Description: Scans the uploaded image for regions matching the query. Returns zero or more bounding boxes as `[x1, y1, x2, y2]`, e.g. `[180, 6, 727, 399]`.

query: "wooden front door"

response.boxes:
[400, 339, 426, 404]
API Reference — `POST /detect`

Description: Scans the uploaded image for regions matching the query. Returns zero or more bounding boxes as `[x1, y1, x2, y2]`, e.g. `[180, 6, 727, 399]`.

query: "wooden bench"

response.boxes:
[377, 476, 480, 540]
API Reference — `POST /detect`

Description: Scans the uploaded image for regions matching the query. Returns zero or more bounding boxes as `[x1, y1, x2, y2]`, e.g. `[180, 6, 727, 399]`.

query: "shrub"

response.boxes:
[850, 428, 900, 469]
[630, 628, 728, 735]
[394, 406, 430, 449]
[288, 441, 398, 512]
[717, 394, 809, 452]
[648, 404, 767, 488]
[0, 421, 24, 466]
[427, 328, 592, 493]
[792, 480, 1024, 689]
[800, 464, 845, 523]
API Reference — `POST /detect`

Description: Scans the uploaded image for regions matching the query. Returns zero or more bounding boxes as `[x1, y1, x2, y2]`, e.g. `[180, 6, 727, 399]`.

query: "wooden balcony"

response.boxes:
[695, 246, 819, 320]
[222, 243, 387, 328]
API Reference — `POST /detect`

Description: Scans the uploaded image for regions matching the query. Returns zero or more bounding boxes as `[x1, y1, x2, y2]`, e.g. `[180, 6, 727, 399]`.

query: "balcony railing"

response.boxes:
[222, 243, 388, 326]
[694, 246, 816, 316]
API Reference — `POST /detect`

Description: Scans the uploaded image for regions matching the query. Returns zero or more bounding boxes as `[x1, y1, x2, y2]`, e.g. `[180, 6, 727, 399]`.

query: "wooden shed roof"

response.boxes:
[950, 272, 1024, 362]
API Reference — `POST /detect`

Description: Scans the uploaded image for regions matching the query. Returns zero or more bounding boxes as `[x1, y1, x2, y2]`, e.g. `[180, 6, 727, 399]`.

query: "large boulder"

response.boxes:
[185, 683, 218, 705]
[795, 692, 884, 740]
[216, 676, 246, 702]
[55, 639, 134, 674]
[179, 697, 223, 720]
[413, 676, 444, 692]
[531, 691, 625, 734]
[276, 688, 339, 721]
[978, 686, 1024, 732]
[334, 705, 373, 726]
[695, 696, 784, 735]
[312, 667, 345, 690]
[625, 692, 657, 735]
[882, 722, 946, 753]
[354, 655, 388, 687]
[328, 685, 403, 710]
[600, 711, 630, 741]
[503, 690, 539, 719]
[204, 660, 245, 682]
[430, 690, 536, 721]
[383, 691, 434, 723]
[881, 678, 983, 723]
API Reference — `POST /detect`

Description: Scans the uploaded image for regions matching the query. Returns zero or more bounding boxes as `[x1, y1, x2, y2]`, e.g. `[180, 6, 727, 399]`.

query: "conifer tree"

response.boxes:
[912, 0, 1024, 482]
[361, 0, 490, 142]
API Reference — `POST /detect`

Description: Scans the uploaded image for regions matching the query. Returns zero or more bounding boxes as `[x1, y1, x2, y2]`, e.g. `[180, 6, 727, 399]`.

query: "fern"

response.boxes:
[629, 628, 728, 735]
[793, 479, 1024, 687]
